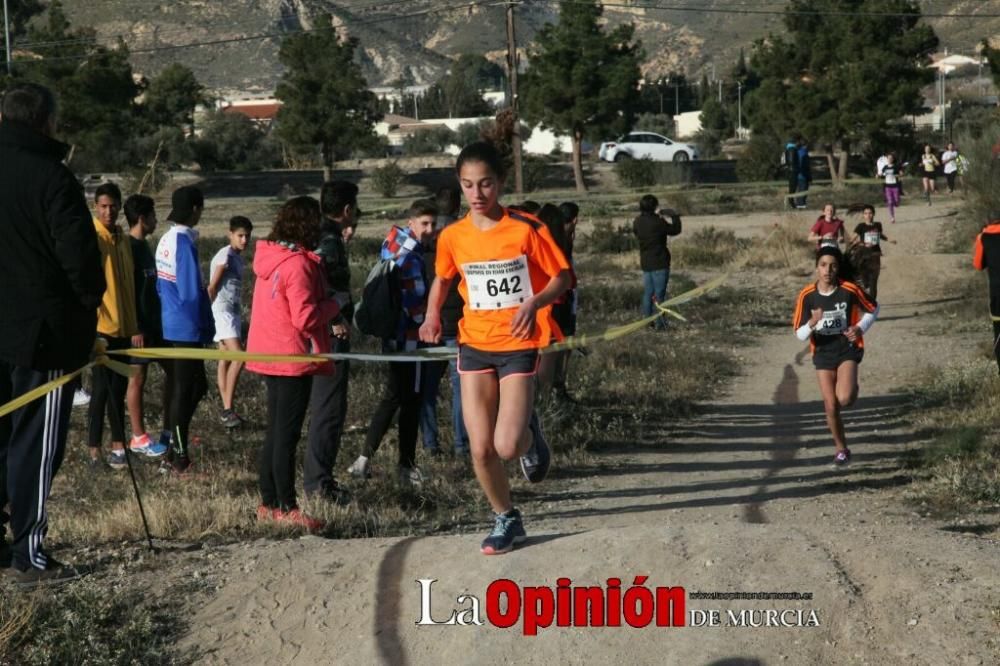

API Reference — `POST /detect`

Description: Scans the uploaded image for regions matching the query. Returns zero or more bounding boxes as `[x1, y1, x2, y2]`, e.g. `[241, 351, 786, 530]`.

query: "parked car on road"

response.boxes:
[598, 131, 698, 162]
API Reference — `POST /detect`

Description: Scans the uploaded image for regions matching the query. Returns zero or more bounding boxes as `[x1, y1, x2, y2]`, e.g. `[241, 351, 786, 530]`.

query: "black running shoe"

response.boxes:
[480, 509, 527, 555]
[520, 412, 551, 483]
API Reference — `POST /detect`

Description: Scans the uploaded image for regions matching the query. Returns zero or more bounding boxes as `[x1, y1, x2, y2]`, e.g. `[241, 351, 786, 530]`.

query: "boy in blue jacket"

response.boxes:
[155, 186, 214, 473]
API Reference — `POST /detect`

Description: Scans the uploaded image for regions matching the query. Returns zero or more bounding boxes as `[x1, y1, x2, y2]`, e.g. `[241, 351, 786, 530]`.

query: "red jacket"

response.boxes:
[246, 240, 339, 376]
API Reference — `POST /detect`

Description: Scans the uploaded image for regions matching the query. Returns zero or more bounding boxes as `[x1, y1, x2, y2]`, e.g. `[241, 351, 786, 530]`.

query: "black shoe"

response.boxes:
[520, 412, 551, 483]
[308, 482, 352, 507]
[6, 559, 86, 590]
[0, 538, 10, 569]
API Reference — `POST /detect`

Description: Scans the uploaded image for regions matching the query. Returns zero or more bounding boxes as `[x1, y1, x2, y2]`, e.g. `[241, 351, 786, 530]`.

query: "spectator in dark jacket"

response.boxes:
[303, 180, 358, 504]
[0, 83, 105, 586]
[632, 194, 682, 331]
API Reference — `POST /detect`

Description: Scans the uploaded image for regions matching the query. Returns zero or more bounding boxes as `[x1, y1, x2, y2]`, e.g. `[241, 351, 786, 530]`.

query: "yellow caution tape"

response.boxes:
[0, 275, 728, 415]
[0, 339, 136, 419]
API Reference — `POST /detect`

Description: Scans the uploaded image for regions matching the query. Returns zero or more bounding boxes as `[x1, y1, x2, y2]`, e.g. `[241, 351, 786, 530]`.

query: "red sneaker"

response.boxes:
[273, 508, 325, 532]
[256, 505, 275, 522]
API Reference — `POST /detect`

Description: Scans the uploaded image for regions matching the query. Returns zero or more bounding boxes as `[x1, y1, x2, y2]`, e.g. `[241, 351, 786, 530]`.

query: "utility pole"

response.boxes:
[674, 80, 680, 117]
[718, 79, 722, 104]
[3, 0, 12, 76]
[505, 0, 523, 193]
[737, 81, 743, 136]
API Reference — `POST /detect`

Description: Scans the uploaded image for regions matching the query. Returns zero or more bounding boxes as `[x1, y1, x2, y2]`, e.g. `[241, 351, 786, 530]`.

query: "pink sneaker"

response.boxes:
[273, 508, 325, 532]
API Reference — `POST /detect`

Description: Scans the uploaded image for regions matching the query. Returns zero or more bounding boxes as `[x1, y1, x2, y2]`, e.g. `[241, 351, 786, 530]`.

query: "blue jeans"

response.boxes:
[641, 269, 670, 329]
[795, 175, 809, 208]
[419, 337, 469, 453]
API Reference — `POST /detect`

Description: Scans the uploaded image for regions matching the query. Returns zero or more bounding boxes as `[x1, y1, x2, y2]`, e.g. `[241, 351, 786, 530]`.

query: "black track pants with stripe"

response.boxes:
[0, 362, 73, 571]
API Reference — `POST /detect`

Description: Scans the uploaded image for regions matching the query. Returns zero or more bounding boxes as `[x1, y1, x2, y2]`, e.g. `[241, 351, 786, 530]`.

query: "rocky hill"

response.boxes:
[52, 0, 1000, 97]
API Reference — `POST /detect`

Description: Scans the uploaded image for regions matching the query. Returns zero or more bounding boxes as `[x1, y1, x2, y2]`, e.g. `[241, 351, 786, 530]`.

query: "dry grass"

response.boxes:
[902, 361, 1000, 513]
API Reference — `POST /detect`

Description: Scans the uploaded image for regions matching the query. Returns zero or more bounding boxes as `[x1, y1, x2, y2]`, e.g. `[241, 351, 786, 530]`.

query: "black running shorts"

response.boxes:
[457, 345, 540, 381]
[813, 344, 864, 371]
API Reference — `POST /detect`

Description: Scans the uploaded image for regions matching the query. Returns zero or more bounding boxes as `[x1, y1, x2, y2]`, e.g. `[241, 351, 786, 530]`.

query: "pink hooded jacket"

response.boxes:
[246, 240, 339, 377]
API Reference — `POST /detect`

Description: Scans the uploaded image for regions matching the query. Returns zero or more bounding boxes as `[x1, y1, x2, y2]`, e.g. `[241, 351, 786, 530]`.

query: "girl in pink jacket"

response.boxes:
[246, 196, 339, 531]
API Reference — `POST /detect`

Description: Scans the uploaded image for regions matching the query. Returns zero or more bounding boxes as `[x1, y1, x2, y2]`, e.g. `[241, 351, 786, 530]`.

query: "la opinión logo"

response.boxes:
[415, 576, 686, 636]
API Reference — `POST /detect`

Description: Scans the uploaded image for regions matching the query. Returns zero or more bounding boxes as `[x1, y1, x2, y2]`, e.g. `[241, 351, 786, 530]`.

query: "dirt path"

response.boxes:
[180, 200, 999, 665]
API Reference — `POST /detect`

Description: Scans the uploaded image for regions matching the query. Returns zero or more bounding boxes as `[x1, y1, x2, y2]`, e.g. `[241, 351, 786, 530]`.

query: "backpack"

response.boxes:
[354, 258, 402, 340]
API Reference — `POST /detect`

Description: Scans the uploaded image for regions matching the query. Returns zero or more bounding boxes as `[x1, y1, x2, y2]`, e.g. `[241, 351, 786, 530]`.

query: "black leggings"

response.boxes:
[363, 361, 421, 468]
[259, 375, 312, 510]
[992, 320, 1000, 376]
[87, 336, 129, 446]
[164, 341, 207, 464]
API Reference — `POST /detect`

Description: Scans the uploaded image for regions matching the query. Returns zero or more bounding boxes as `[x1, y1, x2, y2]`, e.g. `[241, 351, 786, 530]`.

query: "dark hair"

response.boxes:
[123, 194, 155, 228]
[435, 186, 460, 217]
[508, 200, 541, 215]
[456, 140, 507, 181]
[815, 245, 856, 282]
[94, 182, 122, 203]
[639, 194, 658, 214]
[320, 180, 358, 218]
[408, 198, 439, 219]
[861, 204, 875, 214]
[537, 203, 570, 257]
[559, 201, 580, 223]
[1, 83, 56, 131]
[229, 215, 253, 232]
[269, 196, 322, 249]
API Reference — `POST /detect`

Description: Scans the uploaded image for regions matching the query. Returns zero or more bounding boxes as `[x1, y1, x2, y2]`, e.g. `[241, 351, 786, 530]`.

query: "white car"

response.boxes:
[598, 131, 698, 162]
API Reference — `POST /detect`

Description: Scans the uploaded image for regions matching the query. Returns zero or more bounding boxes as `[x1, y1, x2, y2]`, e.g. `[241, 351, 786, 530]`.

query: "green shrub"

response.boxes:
[522, 154, 550, 192]
[735, 133, 783, 182]
[614, 157, 690, 188]
[580, 219, 638, 253]
[615, 157, 658, 188]
[371, 162, 406, 198]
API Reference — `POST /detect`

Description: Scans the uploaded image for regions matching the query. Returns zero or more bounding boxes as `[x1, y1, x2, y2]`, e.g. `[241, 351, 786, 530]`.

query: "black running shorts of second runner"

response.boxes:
[458, 345, 539, 381]
[813, 345, 864, 371]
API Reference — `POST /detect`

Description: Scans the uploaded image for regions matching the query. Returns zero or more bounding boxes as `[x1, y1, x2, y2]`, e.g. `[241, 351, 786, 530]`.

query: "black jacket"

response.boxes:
[316, 218, 353, 321]
[633, 210, 683, 272]
[0, 121, 104, 370]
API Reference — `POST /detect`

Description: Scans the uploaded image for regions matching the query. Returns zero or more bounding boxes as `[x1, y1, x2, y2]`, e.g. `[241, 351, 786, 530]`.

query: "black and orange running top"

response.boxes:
[973, 222, 1000, 318]
[793, 280, 877, 355]
[435, 207, 570, 352]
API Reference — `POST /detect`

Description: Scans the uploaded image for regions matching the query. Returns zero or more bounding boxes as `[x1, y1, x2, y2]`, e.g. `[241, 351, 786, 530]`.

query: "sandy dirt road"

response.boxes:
[179, 199, 999, 665]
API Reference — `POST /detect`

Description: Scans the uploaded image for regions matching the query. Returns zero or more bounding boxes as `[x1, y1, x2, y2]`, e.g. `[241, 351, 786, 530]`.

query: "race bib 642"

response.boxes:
[462, 255, 534, 310]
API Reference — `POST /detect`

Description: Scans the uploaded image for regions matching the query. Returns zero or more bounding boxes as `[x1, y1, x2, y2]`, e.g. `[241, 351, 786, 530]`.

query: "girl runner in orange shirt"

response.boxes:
[420, 141, 571, 554]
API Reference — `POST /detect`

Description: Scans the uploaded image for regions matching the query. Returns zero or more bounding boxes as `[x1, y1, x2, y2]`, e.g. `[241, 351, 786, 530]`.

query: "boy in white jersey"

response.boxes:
[208, 216, 252, 428]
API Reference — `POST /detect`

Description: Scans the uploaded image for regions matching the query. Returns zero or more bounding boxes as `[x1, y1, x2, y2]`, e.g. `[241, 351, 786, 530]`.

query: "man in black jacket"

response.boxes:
[632, 194, 682, 331]
[0, 83, 105, 585]
[303, 180, 357, 503]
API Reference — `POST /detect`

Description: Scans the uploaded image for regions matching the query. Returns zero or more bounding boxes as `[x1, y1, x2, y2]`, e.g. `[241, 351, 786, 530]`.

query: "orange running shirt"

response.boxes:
[435, 208, 570, 352]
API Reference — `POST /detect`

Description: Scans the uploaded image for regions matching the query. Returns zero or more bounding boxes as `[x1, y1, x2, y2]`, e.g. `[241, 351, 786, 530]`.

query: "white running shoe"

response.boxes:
[347, 455, 371, 479]
[73, 388, 91, 408]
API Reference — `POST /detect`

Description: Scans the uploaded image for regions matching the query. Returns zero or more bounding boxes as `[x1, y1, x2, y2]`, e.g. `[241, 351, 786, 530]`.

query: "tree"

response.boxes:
[192, 110, 276, 171]
[18, 2, 141, 171]
[746, 0, 937, 186]
[440, 54, 502, 117]
[981, 40, 1000, 90]
[521, 0, 643, 192]
[144, 63, 208, 128]
[275, 15, 381, 181]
